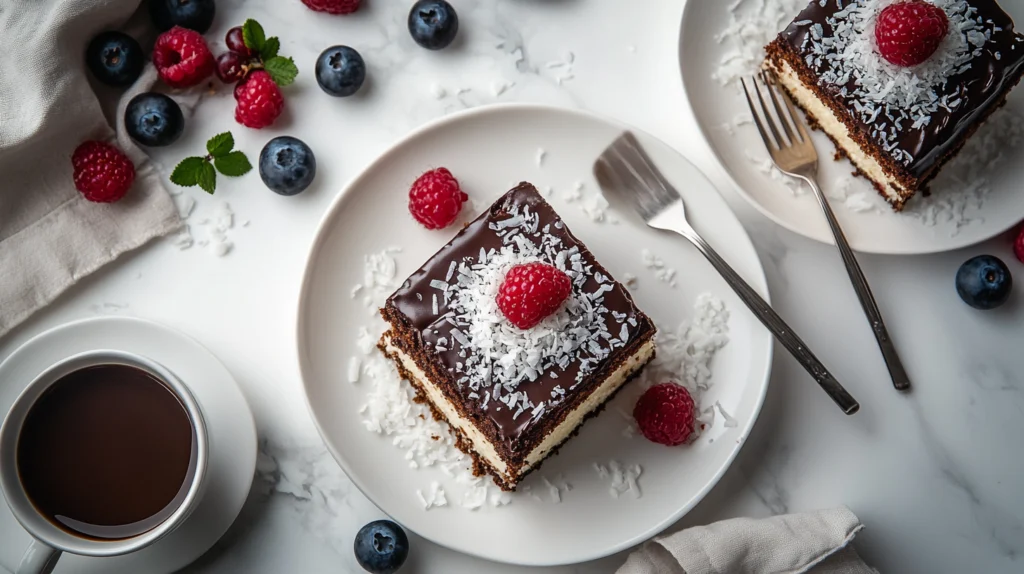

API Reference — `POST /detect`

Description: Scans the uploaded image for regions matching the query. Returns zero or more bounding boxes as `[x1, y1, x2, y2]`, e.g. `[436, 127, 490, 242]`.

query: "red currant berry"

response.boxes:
[225, 26, 251, 58]
[216, 52, 245, 83]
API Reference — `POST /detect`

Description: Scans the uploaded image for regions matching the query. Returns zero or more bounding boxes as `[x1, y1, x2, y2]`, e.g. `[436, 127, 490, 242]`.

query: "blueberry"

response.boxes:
[354, 520, 409, 574]
[148, 0, 216, 33]
[259, 137, 317, 196]
[125, 93, 185, 147]
[86, 32, 144, 87]
[408, 0, 459, 51]
[955, 255, 1012, 310]
[315, 46, 366, 97]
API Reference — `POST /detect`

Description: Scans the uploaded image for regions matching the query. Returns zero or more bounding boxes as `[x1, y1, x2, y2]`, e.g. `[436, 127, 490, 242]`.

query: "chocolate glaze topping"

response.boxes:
[780, 0, 1024, 177]
[388, 184, 654, 454]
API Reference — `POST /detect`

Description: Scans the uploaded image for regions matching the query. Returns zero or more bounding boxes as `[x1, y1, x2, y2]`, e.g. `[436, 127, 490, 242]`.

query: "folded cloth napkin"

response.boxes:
[618, 507, 878, 574]
[0, 0, 180, 338]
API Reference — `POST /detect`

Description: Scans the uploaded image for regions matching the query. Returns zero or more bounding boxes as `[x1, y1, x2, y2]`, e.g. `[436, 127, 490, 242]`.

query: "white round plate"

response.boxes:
[0, 317, 257, 574]
[298, 104, 772, 565]
[679, 0, 1024, 255]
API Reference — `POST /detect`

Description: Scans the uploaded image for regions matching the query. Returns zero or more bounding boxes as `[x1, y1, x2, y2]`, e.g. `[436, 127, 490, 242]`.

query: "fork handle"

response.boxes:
[801, 176, 911, 392]
[675, 225, 859, 415]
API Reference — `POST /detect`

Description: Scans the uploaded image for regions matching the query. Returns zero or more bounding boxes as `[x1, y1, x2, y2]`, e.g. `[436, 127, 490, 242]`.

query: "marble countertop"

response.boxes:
[2, 0, 1023, 572]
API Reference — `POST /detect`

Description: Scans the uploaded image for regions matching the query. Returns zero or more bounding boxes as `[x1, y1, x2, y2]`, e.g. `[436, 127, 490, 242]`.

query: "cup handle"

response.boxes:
[16, 540, 61, 574]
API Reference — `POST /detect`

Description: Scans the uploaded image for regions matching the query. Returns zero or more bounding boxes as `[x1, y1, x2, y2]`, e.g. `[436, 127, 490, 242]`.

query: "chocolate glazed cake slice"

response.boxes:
[379, 183, 656, 491]
[764, 0, 1024, 210]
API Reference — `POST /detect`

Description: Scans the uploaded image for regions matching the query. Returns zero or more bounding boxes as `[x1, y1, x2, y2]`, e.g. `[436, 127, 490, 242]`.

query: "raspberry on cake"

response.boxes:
[379, 183, 656, 491]
[764, 0, 1024, 210]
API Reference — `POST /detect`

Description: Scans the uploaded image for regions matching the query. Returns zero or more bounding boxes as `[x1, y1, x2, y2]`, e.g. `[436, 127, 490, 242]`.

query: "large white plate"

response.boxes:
[297, 104, 772, 566]
[679, 0, 1024, 255]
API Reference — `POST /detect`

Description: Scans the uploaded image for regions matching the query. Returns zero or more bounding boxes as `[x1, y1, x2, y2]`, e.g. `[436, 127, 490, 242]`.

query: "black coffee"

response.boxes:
[16, 364, 196, 540]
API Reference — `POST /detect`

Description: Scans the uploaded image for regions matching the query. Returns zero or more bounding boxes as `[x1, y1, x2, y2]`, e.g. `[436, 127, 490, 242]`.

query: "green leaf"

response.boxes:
[206, 132, 234, 158]
[214, 151, 253, 177]
[263, 56, 299, 87]
[197, 161, 217, 194]
[261, 36, 280, 61]
[242, 19, 266, 53]
[170, 157, 207, 187]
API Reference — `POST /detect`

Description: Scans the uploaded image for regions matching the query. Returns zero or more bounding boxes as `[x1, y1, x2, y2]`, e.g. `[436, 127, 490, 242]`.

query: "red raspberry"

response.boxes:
[153, 26, 215, 88]
[301, 0, 361, 14]
[1013, 226, 1024, 265]
[633, 383, 697, 446]
[408, 168, 468, 229]
[875, 1, 949, 67]
[496, 262, 572, 329]
[234, 70, 284, 129]
[72, 141, 135, 203]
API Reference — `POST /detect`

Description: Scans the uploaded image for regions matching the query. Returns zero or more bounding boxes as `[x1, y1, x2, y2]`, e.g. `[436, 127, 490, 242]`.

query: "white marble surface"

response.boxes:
[2, 0, 1023, 572]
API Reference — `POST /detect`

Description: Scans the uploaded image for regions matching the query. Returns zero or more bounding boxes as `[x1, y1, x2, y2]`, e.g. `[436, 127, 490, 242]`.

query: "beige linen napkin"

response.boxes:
[0, 0, 180, 338]
[618, 507, 878, 574]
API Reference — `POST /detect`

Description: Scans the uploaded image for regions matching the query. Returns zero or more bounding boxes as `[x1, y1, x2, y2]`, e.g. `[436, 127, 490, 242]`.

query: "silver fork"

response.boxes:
[595, 131, 859, 415]
[742, 71, 910, 392]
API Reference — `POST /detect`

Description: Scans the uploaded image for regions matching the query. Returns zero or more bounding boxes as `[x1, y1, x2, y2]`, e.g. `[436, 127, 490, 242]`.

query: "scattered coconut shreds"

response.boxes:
[430, 82, 447, 99]
[417, 482, 448, 510]
[594, 461, 643, 499]
[640, 249, 678, 288]
[536, 148, 547, 167]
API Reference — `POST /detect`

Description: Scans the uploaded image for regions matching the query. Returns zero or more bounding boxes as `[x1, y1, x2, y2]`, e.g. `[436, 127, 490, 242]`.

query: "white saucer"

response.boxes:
[0, 317, 256, 574]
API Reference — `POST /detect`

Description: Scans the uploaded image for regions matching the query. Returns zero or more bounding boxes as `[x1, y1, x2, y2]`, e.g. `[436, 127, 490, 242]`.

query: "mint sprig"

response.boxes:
[171, 132, 252, 194]
[241, 19, 298, 87]
[242, 19, 266, 55]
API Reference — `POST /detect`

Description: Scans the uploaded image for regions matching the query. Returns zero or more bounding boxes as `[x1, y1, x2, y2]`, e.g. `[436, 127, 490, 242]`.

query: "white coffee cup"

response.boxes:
[0, 350, 209, 574]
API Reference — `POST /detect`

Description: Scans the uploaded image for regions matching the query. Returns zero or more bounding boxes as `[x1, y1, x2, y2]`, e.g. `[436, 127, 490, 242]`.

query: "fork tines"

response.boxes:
[741, 71, 809, 151]
[594, 131, 681, 222]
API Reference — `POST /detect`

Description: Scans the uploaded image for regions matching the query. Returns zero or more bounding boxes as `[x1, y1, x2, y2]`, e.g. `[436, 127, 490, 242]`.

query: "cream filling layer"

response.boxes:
[383, 336, 655, 485]
[766, 58, 911, 204]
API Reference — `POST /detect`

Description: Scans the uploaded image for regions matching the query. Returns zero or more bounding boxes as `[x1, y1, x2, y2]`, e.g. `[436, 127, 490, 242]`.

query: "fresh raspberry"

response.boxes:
[496, 262, 572, 329]
[875, 1, 949, 67]
[633, 383, 697, 446]
[72, 141, 135, 203]
[407, 168, 468, 229]
[1014, 226, 1024, 265]
[234, 70, 284, 129]
[301, 0, 361, 15]
[153, 26, 215, 88]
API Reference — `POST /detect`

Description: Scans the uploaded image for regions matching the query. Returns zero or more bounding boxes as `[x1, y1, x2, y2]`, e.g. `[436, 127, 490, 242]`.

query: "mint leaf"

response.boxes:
[197, 161, 217, 194]
[170, 157, 207, 187]
[206, 132, 234, 158]
[263, 56, 298, 87]
[261, 37, 280, 61]
[242, 19, 266, 53]
[214, 151, 253, 177]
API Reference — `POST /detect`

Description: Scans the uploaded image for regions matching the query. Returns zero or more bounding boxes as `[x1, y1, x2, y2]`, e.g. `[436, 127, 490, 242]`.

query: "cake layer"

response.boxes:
[765, 56, 913, 207]
[382, 334, 655, 489]
[380, 183, 656, 489]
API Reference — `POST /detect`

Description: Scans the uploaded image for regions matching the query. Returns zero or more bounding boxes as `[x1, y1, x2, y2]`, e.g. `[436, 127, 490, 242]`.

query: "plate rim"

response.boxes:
[677, 0, 1021, 256]
[295, 102, 773, 566]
